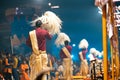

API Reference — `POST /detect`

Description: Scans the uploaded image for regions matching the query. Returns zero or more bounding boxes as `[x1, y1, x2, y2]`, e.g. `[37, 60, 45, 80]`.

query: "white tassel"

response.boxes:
[90, 48, 97, 55]
[78, 39, 89, 49]
[90, 48, 101, 56]
[30, 11, 62, 35]
[55, 32, 71, 47]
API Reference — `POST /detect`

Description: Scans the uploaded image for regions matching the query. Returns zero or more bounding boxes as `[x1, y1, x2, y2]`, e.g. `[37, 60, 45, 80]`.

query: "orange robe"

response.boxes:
[3, 58, 12, 74]
[20, 63, 30, 80]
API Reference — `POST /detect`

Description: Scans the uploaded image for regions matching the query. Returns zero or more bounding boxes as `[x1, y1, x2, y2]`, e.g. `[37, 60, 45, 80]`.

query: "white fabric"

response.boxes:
[95, 0, 108, 7]
[79, 39, 89, 49]
[57, 65, 64, 72]
[55, 32, 70, 47]
[113, 0, 120, 2]
[29, 30, 39, 55]
[89, 54, 95, 61]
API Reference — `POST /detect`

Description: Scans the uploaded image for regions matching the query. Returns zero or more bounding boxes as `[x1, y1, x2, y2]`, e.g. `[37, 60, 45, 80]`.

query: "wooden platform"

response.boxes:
[72, 76, 86, 79]
[58, 76, 87, 80]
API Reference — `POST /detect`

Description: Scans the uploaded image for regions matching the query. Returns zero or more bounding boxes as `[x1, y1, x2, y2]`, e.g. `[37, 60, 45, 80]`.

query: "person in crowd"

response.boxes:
[12, 54, 19, 80]
[0, 54, 3, 76]
[3, 53, 13, 80]
[20, 59, 30, 80]
[0, 54, 4, 80]
[57, 61, 64, 78]
[0, 73, 4, 80]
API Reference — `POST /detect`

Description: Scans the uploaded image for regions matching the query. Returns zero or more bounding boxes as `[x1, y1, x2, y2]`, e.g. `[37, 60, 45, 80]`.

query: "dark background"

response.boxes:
[1, 0, 118, 62]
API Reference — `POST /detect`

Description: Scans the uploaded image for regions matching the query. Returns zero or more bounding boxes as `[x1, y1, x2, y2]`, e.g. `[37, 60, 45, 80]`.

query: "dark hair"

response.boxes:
[81, 48, 87, 51]
[36, 20, 42, 28]
[64, 40, 69, 46]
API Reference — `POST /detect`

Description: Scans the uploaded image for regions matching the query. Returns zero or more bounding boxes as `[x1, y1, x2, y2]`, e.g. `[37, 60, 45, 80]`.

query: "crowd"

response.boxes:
[0, 51, 30, 80]
[0, 51, 81, 80]
[0, 11, 105, 80]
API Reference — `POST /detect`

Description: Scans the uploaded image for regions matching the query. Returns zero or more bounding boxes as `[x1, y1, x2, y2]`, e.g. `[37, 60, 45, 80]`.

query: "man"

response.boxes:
[26, 20, 52, 80]
[20, 59, 30, 80]
[78, 39, 89, 76]
[59, 40, 72, 80]
[3, 53, 13, 80]
[60, 40, 72, 59]
[12, 54, 19, 80]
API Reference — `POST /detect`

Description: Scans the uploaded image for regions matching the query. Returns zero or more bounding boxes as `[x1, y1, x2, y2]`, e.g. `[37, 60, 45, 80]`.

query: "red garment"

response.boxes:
[82, 49, 87, 59]
[60, 45, 72, 59]
[26, 27, 52, 51]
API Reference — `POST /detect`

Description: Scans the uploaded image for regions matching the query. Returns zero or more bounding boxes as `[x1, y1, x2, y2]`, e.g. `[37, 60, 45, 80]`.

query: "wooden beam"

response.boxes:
[102, 5, 108, 80]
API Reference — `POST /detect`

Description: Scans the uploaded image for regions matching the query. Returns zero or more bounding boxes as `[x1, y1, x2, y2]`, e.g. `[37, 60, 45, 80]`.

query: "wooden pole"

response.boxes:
[108, 0, 115, 79]
[102, 5, 108, 80]
[109, 0, 120, 79]
[10, 36, 13, 54]
[110, 45, 115, 80]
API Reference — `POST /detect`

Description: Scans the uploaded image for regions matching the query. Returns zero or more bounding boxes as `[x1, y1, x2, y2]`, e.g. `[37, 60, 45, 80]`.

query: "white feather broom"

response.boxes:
[55, 32, 71, 47]
[31, 11, 62, 35]
[78, 39, 89, 49]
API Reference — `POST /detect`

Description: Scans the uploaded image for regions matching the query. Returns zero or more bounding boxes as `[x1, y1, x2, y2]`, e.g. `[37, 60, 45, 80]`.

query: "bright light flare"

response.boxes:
[72, 44, 76, 47]
[51, 6, 59, 9]
[71, 55, 74, 58]
[48, 3, 51, 6]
